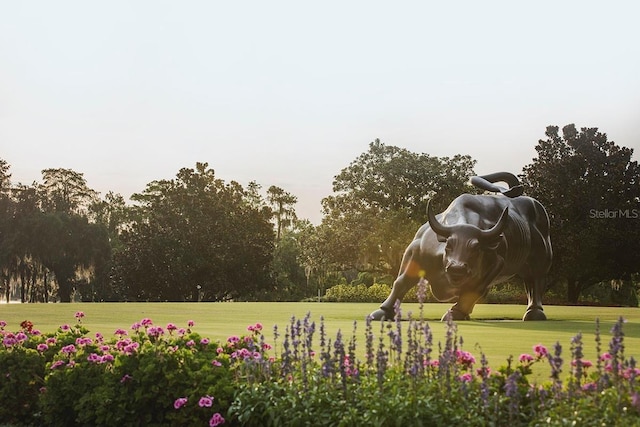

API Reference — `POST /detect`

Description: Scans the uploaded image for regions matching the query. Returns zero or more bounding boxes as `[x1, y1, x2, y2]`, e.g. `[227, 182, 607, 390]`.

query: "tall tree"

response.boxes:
[32, 212, 111, 302]
[0, 159, 14, 302]
[266, 185, 298, 241]
[39, 168, 97, 214]
[521, 124, 640, 303]
[113, 162, 275, 301]
[319, 139, 476, 276]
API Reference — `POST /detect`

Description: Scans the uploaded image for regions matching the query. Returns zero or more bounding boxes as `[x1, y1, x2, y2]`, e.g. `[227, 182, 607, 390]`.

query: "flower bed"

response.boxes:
[1, 307, 639, 426]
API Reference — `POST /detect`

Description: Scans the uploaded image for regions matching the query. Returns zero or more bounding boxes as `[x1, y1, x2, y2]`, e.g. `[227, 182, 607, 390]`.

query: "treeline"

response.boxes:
[1, 124, 639, 304]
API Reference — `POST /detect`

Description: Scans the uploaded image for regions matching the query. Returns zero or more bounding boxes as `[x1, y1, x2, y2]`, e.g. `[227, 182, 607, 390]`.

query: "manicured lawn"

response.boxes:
[2, 302, 638, 381]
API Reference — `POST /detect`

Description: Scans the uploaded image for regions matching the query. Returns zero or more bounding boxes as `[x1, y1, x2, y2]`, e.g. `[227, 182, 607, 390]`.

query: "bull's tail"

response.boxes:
[471, 172, 524, 198]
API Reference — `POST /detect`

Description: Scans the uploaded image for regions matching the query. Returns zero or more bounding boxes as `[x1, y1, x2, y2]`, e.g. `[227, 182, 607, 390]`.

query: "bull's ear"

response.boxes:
[436, 234, 447, 243]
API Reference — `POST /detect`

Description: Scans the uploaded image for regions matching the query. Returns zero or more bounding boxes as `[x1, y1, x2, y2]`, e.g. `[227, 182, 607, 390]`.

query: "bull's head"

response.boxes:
[427, 201, 508, 286]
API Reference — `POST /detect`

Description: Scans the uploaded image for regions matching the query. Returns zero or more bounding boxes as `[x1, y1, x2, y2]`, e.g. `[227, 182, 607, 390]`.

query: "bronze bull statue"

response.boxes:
[370, 172, 552, 321]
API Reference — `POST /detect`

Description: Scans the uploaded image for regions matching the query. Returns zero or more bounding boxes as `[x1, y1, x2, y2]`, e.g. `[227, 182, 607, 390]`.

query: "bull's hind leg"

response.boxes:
[523, 276, 547, 321]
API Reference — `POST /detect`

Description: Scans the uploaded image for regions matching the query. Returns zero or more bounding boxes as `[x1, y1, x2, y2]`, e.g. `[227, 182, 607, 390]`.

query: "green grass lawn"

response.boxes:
[2, 302, 638, 382]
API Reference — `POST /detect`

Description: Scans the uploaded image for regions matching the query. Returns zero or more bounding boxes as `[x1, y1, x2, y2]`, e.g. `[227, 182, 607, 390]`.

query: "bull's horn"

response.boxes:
[427, 200, 453, 238]
[481, 207, 509, 241]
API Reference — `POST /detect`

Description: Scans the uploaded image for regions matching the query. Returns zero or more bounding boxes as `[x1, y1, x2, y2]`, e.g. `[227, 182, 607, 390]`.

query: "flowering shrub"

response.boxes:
[229, 311, 640, 426]
[1, 309, 640, 426]
[0, 314, 266, 426]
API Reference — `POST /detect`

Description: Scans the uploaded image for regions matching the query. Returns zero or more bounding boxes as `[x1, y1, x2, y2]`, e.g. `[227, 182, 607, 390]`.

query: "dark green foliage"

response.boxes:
[317, 139, 477, 277]
[521, 124, 640, 303]
[113, 162, 275, 301]
[0, 347, 45, 424]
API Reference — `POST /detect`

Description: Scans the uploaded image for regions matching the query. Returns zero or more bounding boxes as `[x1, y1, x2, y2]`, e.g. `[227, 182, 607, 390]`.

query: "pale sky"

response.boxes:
[2, 1, 639, 224]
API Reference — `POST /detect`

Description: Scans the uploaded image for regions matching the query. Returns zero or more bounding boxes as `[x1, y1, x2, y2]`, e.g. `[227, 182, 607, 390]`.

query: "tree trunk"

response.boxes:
[20, 268, 26, 303]
[3, 277, 9, 303]
[567, 278, 581, 304]
[44, 271, 49, 303]
[57, 278, 72, 302]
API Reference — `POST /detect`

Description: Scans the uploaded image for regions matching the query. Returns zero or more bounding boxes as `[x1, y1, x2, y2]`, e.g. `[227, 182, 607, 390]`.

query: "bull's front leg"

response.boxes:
[369, 273, 421, 320]
[369, 243, 422, 321]
[442, 258, 504, 321]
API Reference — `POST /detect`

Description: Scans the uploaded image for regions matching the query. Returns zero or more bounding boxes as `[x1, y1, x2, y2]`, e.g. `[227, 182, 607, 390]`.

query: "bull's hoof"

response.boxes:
[441, 309, 470, 321]
[523, 308, 547, 321]
[369, 308, 394, 321]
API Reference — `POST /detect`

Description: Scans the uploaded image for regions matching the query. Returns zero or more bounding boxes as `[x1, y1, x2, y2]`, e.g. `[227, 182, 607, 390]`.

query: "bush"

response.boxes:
[323, 282, 398, 303]
[0, 314, 264, 426]
[0, 346, 45, 424]
[228, 313, 640, 426]
[2, 310, 640, 426]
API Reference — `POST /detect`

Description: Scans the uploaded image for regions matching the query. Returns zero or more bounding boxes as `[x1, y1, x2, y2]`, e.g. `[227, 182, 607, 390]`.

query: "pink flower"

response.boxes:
[100, 354, 114, 363]
[210, 412, 225, 426]
[131, 322, 141, 331]
[519, 353, 534, 364]
[212, 360, 222, 367]
[533, 344, 548, 358]
[141, 318, 153, 326]
[166, 323, 177, 333]
[600, 352, 612, 361]
[187, 320, 195, 327]
[87, 353, 102, 363]
[216, 347, 224, 354]
[456, 350, 476, 367]
[114, 328, 128, 336]
[198, 395, 214, 407]
[571, 359, 594, 369]
[75, 337, 92, 346]
[174, 397, 188, 409]
[61, 344, 77, 354]
[147, 326, 164, 338]
[37, 343, 48, 352]
[60, 324, 70, 331]
[459, 373, 473, 382]
[227, 336, 240, 345]
[476, 366, 491, 377]
[200, 338, 210, 346]
[623, 367, 640, 379]
[123, 342, 139, 355]
[425, 359, 439, 368]
[186, 340, 196, 348]
[262, 343, 272, 351]
[74, 311, 85, 320]
[0, 320, 6, 329]
[50, 360, 66, 370]
[120, 374, 132, 383]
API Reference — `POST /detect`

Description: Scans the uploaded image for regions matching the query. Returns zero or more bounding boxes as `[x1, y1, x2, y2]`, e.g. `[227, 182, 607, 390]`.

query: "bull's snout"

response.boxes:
[445, 262, 470, 281]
